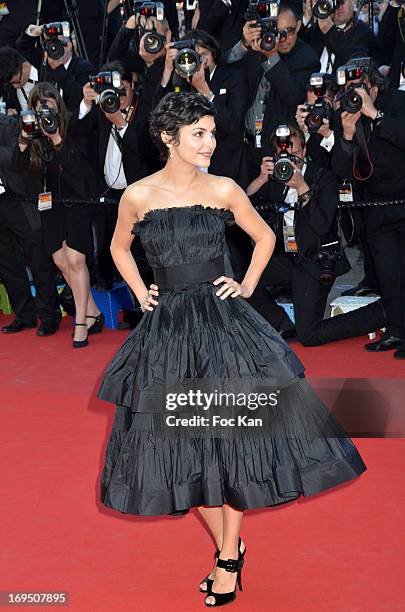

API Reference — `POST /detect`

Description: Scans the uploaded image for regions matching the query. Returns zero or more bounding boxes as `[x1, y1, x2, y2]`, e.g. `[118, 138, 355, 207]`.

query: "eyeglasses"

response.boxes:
[283, 26, 297, 36]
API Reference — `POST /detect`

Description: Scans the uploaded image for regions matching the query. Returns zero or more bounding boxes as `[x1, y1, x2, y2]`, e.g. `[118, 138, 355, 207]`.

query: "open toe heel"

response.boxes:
[204, 556, 244, 607]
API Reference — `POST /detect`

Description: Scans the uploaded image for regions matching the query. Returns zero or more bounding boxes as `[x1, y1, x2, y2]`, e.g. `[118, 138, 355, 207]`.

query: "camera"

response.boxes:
[42, 22, 71, 60]
[37, 103, 59, 135]
[313, 0, 344, 19]
[244, 0, 285, 52]
[271, 125, 297, 183]
[133, 1, 165, 20]
[304, 73, 333, 132]
[172, 40, 201, 77]
[21, 103, 60, 139]
[316, 241, 343, 285]
[336, 58, 371, 113]
[89, 71, 126, 114]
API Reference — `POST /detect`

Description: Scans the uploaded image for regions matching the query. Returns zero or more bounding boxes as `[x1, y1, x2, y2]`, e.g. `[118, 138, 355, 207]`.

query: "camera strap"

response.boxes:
[353, 119, 374, 181]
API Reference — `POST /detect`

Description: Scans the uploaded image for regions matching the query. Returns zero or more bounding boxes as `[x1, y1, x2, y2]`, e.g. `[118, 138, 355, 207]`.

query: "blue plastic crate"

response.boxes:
[276, 302, 295, 324]
[91, 282, 136, 329]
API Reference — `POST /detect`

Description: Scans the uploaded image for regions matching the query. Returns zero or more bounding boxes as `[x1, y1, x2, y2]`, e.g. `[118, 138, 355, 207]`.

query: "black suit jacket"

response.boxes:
[377, 5, 405, 89]
[300, 15, 376, 72]
[331, 89, 405, 236]
[250, 161, 350, 279]
[207, 64, 249, 185]
[71, 94, 159, 193]
[15, 32, 94, 112]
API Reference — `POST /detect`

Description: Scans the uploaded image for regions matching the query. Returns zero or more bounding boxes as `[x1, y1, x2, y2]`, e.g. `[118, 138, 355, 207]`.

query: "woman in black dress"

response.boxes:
[17, 82, 104, 348]
[98, 92, 367, 607]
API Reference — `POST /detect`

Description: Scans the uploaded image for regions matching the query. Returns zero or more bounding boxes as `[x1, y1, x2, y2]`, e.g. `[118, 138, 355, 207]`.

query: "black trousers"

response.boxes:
[246, 253, 385, 346]
[0, 196, 60, 324]
[93, 198, 120, 285]
[367, 218, 405, 338]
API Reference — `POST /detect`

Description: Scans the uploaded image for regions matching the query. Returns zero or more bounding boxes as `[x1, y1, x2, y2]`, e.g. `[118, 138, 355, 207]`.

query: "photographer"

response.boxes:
[0, 47, 39, 115]
[300, 0, 377, 73]
[75, 61, 158, 290]
[15, 82, 102, 348]
[295, 72, 336, 168]
[245, 123, 385, 345]
[108, 11, 170, 104]
[14, 21, 94, 112]
[225, 3, 320, 182]
[156, 29, 249, 185]
[0, 112, 61, 336]
[331, 59, 405, 356]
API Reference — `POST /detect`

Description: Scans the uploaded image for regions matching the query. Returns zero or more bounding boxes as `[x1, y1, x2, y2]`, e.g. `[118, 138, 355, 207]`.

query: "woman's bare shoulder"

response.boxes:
[122, 172, 164, 218]
[202, 173, 245, 206]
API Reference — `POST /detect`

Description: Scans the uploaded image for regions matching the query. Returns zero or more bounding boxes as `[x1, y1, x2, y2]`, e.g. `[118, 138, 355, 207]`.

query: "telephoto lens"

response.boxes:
[173, 41, 201, 77]
[273, 154, 294, 182]
[341, 89, 363, 113]
[313, 0, 339, 19]
[143, 31, 166, 54]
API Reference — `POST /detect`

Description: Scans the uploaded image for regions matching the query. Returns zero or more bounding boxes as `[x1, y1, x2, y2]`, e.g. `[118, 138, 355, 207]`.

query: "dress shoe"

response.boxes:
[393, 345, 405, 359]
[1, 319, 37, 333]
[365, 333, 404, 352]
[37, 321, 60, 336]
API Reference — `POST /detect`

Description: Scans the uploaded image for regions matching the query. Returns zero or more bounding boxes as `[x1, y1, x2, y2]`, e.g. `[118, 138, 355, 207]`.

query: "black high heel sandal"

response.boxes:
[200, 538, 246, 595]
[86, 312, 104, 335]
[73, 323, 88, 348]
[204, 555, 244, 607]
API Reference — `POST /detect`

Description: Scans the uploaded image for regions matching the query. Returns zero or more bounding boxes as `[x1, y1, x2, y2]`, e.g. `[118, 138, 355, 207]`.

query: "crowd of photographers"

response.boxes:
[0, 0, 404, 355]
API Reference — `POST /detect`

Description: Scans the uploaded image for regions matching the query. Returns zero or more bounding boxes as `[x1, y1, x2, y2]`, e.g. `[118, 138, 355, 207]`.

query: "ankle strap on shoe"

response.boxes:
[216, 558, 240, 573]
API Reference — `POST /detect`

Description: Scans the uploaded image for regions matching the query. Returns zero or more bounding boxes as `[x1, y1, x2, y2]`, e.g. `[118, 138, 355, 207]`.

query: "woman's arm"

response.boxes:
[223, 179, 276, 298]
[110, 186, 153, 309]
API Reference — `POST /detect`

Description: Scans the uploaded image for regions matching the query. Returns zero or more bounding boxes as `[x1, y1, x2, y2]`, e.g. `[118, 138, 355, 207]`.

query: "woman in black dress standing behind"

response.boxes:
[98, 92, 367, 607]
[16, 82, 104, 348]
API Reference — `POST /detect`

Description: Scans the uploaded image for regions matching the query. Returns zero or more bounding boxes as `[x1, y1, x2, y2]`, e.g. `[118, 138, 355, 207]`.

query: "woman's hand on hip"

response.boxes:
[213, 276, 253, 300]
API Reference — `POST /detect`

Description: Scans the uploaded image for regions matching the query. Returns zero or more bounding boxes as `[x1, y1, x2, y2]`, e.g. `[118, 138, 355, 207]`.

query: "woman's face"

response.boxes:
[169, 114, 216, 168]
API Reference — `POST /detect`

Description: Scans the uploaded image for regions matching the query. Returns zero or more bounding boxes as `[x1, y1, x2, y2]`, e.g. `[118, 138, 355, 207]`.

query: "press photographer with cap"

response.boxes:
[245, 122, 385, 345]
[331, 56, 405, 356]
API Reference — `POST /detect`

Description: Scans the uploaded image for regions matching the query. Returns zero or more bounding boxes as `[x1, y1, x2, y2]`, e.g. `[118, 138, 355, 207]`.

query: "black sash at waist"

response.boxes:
[152, 255, 225, 291]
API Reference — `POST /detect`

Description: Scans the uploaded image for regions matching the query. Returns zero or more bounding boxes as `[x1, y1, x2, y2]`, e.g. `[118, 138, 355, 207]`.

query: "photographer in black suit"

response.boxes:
[75, 60, 158, 289]
[0, 113, 61, 335]
[225, 3, 320, 182]
[331, 59, 405, 356]
[300, 0, 377, 73]
[246, 123, 385, 345]
[377, 0, 405, 89]
[14, 21, 94, 112]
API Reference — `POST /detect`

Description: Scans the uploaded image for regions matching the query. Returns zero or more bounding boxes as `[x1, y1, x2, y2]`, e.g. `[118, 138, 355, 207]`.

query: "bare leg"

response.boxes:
[65, 245, 90, 342]
[52, 243, 71, 288]
[196, 506, 224, 590]
[86, 291, 101, 329]
[205, 504, 244, 605]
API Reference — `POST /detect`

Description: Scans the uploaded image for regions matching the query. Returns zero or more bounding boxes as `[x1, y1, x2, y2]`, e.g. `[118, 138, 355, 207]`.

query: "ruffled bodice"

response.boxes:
[131, 205, 235, 270]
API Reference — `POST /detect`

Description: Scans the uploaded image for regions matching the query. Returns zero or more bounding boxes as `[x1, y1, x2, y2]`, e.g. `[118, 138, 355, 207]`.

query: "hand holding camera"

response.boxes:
[20, 104, 61, 148]
[353, 87, 378, 119]
[88, 71, 127, 114]
[241, 20, 262, 48]
[341, 110, 361, 140]
[259, 156, 275, 182]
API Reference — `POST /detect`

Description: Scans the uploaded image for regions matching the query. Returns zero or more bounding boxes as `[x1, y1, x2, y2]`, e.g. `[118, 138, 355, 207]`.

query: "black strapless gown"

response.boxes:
[98, 205, 367, 516]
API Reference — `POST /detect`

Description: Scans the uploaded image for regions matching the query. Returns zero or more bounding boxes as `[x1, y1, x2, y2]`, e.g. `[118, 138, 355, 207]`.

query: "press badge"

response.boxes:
[38, 192, 53, 211]
[338, 180, 353, 202]
[283, 225, 297, 253]
[255, 114, 263, 148]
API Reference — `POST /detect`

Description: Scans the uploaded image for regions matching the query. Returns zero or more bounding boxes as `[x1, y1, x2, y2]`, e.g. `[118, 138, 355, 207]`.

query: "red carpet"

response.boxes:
[1, 313, 404, 611]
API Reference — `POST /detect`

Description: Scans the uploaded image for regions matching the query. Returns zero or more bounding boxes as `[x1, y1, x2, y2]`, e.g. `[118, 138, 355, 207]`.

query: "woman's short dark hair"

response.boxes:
[149, 91, 215, 161]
